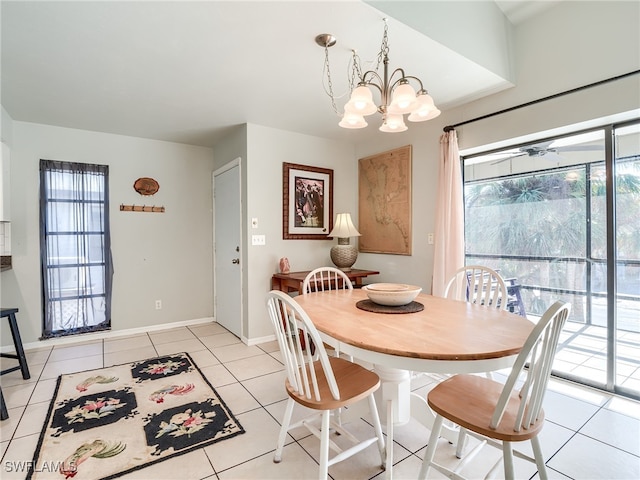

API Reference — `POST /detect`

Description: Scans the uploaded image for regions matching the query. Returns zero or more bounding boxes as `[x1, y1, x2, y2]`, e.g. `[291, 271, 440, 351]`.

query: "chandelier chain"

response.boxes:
[323, 44, 339, 115]
[375, 20, 389, 71]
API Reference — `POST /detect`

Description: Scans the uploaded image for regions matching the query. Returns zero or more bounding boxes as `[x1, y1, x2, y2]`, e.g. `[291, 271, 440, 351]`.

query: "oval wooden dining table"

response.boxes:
[293, 289, 535, 478]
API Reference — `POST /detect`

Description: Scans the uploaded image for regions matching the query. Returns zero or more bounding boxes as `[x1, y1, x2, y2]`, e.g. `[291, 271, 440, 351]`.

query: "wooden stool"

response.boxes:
[1, 308, 30, 420]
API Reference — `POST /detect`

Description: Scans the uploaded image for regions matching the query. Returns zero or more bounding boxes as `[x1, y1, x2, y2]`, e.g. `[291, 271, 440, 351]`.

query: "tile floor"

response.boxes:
[1, 321, 639, 479]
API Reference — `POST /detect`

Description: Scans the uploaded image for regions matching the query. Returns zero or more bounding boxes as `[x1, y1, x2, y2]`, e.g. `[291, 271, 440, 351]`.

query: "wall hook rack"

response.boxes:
[120, 204, 165, 213]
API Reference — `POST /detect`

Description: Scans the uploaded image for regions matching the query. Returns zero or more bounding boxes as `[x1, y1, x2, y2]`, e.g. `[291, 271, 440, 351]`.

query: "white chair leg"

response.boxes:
[274, 398, 295, 463]
[531, 436, 548, 480]
[502, 441, 515, 480]
[386, 399, 394, 478]
[367, 393, 386, 468]
[418, 414, 444, 480]
[455, 426, 468, 458]
[319, 410, 331, 480]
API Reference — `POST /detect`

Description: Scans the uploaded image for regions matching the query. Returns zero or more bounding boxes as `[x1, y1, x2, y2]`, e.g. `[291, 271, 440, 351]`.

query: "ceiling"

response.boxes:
[1, 1, 559, 148]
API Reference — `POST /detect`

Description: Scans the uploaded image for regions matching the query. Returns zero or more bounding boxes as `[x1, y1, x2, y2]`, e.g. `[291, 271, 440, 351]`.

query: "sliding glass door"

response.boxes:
[463, 121, 640, 399]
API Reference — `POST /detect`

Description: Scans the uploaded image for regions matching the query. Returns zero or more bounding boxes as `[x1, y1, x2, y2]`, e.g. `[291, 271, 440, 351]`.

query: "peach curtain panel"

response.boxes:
[432, 130, 465, 296]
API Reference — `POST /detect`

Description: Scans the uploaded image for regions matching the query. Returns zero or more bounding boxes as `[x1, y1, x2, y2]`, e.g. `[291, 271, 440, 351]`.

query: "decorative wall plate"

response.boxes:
[133, 177, 159, 196]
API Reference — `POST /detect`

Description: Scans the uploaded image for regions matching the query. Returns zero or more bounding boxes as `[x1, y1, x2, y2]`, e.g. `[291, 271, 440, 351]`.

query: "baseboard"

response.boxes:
[3, 316, 215, 353]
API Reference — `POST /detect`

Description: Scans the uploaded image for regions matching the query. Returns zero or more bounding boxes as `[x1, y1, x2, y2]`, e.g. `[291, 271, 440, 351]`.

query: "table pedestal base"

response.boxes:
[372, 366, 462, 479]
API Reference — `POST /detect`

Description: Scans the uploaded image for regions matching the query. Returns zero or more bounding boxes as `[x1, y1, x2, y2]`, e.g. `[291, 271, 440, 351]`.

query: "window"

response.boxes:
[39, 160, 113, 338]
[463, 122, 640, 399]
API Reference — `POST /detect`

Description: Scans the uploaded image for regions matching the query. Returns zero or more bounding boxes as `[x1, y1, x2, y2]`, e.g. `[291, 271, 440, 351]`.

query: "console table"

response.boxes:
[271, 268, 380, 295]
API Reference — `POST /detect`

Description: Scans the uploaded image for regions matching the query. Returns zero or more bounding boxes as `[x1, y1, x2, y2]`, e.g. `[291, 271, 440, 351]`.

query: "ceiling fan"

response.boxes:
[490, 141, 603, 165]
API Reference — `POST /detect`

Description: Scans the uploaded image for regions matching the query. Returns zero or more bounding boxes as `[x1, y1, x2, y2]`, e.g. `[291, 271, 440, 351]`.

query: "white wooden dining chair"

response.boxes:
[303, 267, 353, 360]
[444, 265, 508, 310]
[302, 266, 353, 294]
[418, 301, 571, 480]
[266, 290, 386, 480]
[441, 265, 510, 456]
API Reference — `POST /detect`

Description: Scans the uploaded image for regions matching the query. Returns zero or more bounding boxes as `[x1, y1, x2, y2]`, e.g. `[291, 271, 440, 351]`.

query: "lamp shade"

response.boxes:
[328, 213, 361, 238]
[407, 92, 441, 122]
[339, 111, 368, 129]
[388, 81, 417, 114]
[379, 114, 407, 133]
[348, 85, 378, 115]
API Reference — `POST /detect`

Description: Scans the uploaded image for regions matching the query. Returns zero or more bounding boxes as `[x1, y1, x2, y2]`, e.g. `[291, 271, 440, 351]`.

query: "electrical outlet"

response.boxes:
[155, 300, 162, 310]
[428, 233, 434, 245]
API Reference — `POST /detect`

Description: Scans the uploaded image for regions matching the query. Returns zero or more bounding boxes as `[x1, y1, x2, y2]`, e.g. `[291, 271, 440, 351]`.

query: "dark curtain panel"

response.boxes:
[39, 160, 113, 338]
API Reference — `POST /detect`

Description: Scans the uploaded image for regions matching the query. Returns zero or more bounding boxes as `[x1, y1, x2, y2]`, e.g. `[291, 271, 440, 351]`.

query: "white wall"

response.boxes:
[244, 124, 356, 340]
[0, 119, 215, 347]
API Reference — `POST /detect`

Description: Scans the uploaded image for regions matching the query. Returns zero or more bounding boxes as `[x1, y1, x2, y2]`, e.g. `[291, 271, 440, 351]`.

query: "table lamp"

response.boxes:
[328, 213, 361, 271]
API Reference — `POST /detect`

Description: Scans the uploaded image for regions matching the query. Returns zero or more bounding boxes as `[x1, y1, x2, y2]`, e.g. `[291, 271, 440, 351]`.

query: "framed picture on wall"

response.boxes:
[282, 162, 333, 239]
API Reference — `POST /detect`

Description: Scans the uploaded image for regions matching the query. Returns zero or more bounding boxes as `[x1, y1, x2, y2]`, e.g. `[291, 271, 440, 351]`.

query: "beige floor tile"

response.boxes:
[199, 364, 238, 388]
[209, 343, 264, 363]
[217, 443, 320, 480]
[0, 363, 44, 387]
[25, 347, 53, 365]
[104, 345, 158, 366]
[104, 334, 153, 354]
[29, 378, 58, 405]
[579, 406, 640, 456]
[215, 382, 261, 415]
[154, 338, 205, 356]
[1, 382, 36, 410]
[188, 322, 229, 337]
[0, 406, 25, 442]
[13, 402, 50, 439]
[223, 353, 284, 382]
[187, 349, 220, 368]
[0, 433, 40, 479]
[241, 370, 288, 406]
[199, 332, 242, 350]
[40, 354, 104, 380]
[49, 341, 103, 362]
[203, 407, 282, 473]
[258, 339, 280, 354]
[547, 433, 640, 479]
[148, 327, 195, 345]
[118, 448, 216, 479]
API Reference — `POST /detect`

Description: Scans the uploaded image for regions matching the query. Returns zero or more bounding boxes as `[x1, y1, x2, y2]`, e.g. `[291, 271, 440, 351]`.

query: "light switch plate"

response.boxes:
[252, 234, 266, 246]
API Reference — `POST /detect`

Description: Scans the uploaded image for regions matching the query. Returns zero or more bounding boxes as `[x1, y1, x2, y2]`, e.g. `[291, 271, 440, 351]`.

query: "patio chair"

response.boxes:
[266, 290, 386, 480]
[418, 301, 571, 480]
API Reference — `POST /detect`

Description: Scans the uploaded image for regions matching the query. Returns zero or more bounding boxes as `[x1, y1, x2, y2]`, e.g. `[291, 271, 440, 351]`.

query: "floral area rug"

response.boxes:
[28, 352, 244, 479]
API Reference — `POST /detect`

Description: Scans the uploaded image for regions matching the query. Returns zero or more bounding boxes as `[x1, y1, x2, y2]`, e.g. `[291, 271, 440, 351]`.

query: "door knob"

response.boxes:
[232, 258, 240, 264]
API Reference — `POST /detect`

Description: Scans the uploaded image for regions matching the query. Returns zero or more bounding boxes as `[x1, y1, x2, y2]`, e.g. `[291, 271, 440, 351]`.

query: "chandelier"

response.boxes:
[316, 19, 440, 133]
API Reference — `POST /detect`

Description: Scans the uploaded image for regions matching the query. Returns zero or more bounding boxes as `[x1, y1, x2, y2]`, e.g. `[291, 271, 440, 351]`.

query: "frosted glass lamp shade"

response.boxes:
[348, 86, 378, 116]
[388, 82, 417, 114]
[407, 92, 441, 122]
[379, 114, 407, 133]
[339, 111, 368, 129]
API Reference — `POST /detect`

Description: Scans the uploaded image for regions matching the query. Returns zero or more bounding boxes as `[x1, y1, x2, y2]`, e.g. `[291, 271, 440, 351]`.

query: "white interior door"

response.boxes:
[213, 159, 242, 338]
